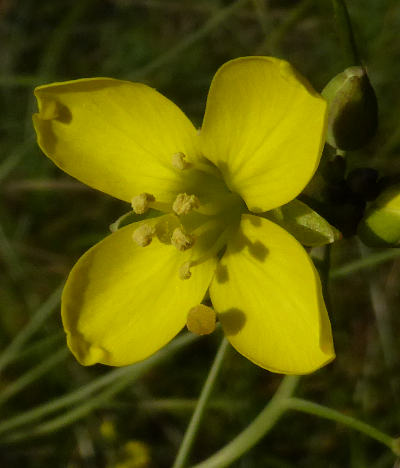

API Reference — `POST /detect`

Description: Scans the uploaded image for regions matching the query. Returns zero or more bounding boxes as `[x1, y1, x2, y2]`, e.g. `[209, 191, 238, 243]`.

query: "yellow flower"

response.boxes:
[33, 57, 335, 374]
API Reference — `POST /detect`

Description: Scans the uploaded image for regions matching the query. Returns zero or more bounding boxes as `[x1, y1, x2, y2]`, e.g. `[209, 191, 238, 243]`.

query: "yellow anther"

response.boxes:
[132, 224, 156, 247]
[173, 193, 199, 216]
[186, 304, 216, 335]
[171, 227, 195, 251]
[131, 193, 155, 214]
[179, 261, 192, 280]
[172, 152, 190, 170]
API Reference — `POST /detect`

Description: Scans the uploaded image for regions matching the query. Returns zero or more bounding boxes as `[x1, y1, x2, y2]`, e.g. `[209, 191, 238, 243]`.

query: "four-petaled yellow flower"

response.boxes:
[33, 57, 335, 374]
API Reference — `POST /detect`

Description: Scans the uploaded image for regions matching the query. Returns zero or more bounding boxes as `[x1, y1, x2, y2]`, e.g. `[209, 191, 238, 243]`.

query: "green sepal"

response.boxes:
[322, 66, 378, 151]
[358, 185, 400, 247]
[263, 199, 342, 247]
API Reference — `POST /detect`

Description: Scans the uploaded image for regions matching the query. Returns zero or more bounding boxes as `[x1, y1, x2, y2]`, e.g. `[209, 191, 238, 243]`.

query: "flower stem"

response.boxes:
[331, 0, 361, 66]
[192, 375, 300, 468]
[172, 337, 230, 468]
[0, 284, 63, 375]
[0, 332, 199, 439]
[131, 0, 248, 80]
[285, 397, 398, 453]
[0, 347, 69, 407]
[330, 248, 400, 280]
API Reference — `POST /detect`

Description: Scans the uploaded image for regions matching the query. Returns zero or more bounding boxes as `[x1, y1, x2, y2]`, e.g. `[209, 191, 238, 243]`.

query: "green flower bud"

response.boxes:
[358, 185, 400, 247]
[322, 66, 378, 151]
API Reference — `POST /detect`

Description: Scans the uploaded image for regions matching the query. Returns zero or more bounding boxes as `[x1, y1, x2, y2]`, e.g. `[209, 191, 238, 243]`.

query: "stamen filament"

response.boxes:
[109, 210, 135, 232]
[190, 224, 234, 268]
[179, 261, 192, 280]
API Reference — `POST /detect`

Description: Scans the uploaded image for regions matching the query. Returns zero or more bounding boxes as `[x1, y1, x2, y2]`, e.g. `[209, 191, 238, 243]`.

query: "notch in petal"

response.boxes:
[34, 78, 200, 203]
[62, 215, 216, 366]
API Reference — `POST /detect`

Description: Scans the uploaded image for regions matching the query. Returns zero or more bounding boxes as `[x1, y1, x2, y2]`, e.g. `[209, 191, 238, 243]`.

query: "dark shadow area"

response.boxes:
[214, 262, 229, 284]
[218, 307, 246, 336]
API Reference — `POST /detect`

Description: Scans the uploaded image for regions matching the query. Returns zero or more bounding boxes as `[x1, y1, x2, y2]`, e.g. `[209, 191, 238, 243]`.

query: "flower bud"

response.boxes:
[322, 66, 378, 151]
[358, 185, 400, 247]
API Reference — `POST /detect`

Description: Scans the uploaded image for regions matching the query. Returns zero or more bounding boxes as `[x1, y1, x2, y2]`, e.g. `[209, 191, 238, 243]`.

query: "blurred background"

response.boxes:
[1, 0, 400, 466]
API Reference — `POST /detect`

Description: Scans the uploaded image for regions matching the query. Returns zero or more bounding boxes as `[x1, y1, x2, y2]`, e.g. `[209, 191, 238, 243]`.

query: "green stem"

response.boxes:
[319, 244, 332, 314]
[257, 0, 314, 55]
[0, 285, 63, 374]
[0, 347, 69, 407]
[106, 397, 248, 413]
[192, 375, 300, 468]
[0, 139, 35, 184]
[358, 242, 400, 405]
[285, 397, 397, 453]
[172, 337, 230, 468]
[331, 0, 360, 66]
[130, 0, 248, 80]
[330, 249, 400, 280]
[0, 332, 198, 440]
[9, 332, 64, 365]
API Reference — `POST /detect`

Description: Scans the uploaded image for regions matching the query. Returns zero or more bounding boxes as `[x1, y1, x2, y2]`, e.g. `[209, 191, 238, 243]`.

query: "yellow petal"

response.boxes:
[62, 216, 216, 366]
[210, 214, 334, 374]
[33, 78, 199, 203]
[200, 57, 327, 212]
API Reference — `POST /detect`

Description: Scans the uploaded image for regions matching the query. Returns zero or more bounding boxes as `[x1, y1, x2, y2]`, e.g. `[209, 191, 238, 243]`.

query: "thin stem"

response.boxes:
[0, 285, 63, 374]
[330, 249, 400, 280]
[192, 376, 300, 468]
[8, 332, 64, 365]
[0, 139, 35, 183]
[331, 0, 361, 66]
[129, 0, 248, 80]
[285, 397, 397, 453]
[0, 348, 69, 407]
[0, 332, 198, 439]
[319, 244, 332, 314]
[0, 75, 43, 87]
[121, 397, 247, 413]
[2, 372, 137, 443]
[358, 242, 400, 406]
[172, 337, 229, 468]
[257, 0, 314, 55]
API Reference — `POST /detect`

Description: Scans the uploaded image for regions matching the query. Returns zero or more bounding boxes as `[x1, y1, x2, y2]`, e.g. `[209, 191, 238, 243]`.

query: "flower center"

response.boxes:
[130, 152, 245, 279]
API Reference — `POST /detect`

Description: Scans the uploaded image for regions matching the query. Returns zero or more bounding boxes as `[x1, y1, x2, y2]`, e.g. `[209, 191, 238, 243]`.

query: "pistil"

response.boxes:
[171, 152, 190, 170]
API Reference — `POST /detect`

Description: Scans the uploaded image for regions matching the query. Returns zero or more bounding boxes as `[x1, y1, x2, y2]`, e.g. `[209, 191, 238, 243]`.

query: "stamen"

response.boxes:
[186, 304, 216, 335]
[179, 261, 192, 280]
[172, 152, 190, 170]
[131, 193, 155, 214]
[173, 193, 200, 216]
[132, 224, 156, 247]
[171, 227, 195, 251]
